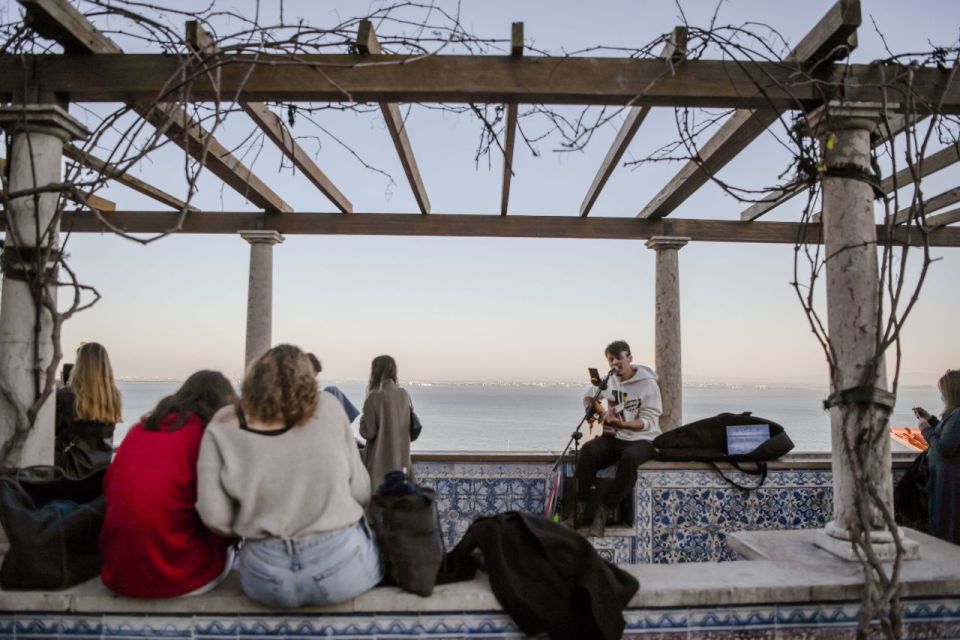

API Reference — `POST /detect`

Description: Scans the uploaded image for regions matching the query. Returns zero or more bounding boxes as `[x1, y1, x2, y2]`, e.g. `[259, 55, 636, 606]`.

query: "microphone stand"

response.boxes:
[552, 368, 616, 473]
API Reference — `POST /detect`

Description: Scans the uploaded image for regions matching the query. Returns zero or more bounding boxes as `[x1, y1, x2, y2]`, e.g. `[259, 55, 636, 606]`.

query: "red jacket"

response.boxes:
[100, 413, 233, 597]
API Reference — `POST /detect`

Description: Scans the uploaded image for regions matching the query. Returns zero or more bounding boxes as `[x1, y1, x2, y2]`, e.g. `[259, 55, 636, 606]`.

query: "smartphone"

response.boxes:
[588, 367, 601, 386]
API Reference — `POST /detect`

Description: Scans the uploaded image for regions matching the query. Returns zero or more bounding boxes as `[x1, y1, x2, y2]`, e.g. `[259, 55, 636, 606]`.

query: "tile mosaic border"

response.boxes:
[415, 461, 836, 564]
[5, 599, 959, 638]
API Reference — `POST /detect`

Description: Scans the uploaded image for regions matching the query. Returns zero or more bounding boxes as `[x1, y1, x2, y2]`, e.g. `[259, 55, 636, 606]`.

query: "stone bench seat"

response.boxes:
[1, 529, 958, 638]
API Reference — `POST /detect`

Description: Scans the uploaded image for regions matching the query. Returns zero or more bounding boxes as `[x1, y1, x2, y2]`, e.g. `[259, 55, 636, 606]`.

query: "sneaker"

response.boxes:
[587, 505, 608, 537]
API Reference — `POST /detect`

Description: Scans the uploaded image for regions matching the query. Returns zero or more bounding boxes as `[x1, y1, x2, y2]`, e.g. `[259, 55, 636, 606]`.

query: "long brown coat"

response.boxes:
[360, 379, 415, 490]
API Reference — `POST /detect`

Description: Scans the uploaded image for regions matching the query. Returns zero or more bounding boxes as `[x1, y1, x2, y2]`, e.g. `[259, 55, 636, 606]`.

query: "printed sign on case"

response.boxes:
[726, 423, 771, 455]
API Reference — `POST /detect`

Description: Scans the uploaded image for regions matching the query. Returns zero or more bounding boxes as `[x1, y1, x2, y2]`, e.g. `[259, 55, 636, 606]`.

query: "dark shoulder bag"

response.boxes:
[370, 471, 444, 596]
[0, 465, 107, 589]
[410, 407, 423, 442]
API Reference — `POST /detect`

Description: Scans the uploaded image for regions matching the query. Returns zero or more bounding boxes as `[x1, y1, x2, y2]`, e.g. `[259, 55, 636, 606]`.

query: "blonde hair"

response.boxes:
[940, 370, 960, 417]
[241, 344, 318, 427]
[70, 342, 122, 423]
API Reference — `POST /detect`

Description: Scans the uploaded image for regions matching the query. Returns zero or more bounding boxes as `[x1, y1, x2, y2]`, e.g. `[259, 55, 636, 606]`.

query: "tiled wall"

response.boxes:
[416, 460, 834, 564]
[5, 598, 959, 638]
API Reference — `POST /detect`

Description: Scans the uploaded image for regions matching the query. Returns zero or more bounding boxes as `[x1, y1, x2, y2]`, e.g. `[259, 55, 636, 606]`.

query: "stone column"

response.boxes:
[239, 230, 284, 368]
[645, 236, 689, 432]
[808, 104, 918, 560]
[0, 105, 89, 466]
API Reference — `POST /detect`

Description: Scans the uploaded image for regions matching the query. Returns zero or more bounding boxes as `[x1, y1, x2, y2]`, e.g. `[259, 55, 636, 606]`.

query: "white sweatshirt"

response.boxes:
[583, 364, 662, 442]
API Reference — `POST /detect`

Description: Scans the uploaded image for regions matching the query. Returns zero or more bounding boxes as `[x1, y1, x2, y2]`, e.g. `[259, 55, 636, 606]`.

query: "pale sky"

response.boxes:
[5, 0, 959, 385]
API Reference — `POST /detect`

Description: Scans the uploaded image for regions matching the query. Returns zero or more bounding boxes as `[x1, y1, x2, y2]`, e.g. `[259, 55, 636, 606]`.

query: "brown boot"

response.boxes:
[587, 505, 608, 537]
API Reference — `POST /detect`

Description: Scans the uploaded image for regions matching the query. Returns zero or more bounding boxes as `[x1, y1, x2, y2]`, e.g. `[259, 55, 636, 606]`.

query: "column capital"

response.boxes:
[645, 236, 690, 251]
[0, 104, 89, 141]
[239, 230, 284, 246]
[806, 102, 896, 138]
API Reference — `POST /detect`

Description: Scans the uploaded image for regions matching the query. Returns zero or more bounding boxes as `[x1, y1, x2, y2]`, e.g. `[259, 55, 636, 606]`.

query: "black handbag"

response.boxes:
[653, 412, 794, 489]
[410, 407, 423, 442]
[0, 465, 107, 590]
[370, 471, 444, 596]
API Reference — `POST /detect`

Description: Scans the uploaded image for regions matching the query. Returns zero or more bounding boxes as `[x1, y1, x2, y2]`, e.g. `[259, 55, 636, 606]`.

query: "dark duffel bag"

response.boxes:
[370, 474, 444, 597]
[0, 465, 107, 590]
[653, 412, 794, 489]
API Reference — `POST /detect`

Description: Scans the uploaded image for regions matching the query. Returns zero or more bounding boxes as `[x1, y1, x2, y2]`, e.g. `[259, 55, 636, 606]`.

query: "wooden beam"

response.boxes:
[580, 26, 687, 217]
[3, 55, 956, 112]
[639, 0, 861, 220]
[139, 103, 291, 212]
[749, 114, 924, 223]
[1, 157, 115, 211]
[356, 20, 430, 214]
[184, 20, 352, 213]
[62, 145, 199, 212]
[19, 0, 290, 213]
[880, 141, 960, 194]
[23, 210, 959, 246]
[891, 185, 960, 225]
[500, 22, 523, 216]
[926, 206, 960, 228]
[240, 103, 352, 213]
[20, 0, 120, 53]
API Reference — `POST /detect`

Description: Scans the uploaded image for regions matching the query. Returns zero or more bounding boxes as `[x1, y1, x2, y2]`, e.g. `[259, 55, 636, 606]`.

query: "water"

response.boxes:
[113, 380, 941, 453]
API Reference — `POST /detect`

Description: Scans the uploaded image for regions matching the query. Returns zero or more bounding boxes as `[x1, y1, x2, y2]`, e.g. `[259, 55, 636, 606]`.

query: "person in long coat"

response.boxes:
[360, 355, 415, 490]
[916, 369, 960, 545]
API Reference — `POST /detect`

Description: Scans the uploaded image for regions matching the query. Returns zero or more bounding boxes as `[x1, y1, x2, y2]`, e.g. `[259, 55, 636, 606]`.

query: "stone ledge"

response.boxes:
[412, 451, 919, 469]
[3, 528, 958, 615]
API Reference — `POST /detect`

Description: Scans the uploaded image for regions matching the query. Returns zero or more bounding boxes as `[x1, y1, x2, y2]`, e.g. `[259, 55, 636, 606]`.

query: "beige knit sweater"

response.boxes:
[196, 393, 370, 540]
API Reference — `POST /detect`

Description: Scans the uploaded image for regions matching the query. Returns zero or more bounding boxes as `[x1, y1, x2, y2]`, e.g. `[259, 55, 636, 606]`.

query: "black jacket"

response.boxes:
[442, 511, 638, 640]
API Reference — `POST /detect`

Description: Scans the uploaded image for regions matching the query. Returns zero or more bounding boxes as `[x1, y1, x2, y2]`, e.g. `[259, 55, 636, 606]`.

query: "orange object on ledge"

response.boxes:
[890, 427, 928, 452]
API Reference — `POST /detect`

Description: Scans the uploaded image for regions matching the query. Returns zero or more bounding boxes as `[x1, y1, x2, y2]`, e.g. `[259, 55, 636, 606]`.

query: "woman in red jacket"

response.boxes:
[100, 370, 238, 597]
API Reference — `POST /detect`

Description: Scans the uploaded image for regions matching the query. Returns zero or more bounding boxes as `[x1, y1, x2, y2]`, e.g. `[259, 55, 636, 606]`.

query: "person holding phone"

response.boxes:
[914, 369, 960, 544]
[571, 340, 662, 537]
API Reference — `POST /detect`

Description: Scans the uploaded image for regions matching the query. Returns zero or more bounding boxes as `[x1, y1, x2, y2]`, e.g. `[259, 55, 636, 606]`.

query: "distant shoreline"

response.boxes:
[115, 378, 935, 392]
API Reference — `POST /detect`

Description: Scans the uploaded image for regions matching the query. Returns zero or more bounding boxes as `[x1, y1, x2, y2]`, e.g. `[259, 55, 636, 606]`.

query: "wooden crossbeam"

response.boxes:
[891, 185, 960, 225]
[23, 210, 959, 246]
[185, 20, 351, 213]
[1, 156, 115, 211]
[500, 22, 523, 216]
[62, 145, 199, 212]
[639, 0, 861, 221]
[881, 141, 960, 194]
[19, 0, 290, 213]
[926, 206, 960, 228]
[580, 26, 687, 218]
[751, 114, 923, 223]
[356, 20, 430, 214]
[3, 55, 956, 113]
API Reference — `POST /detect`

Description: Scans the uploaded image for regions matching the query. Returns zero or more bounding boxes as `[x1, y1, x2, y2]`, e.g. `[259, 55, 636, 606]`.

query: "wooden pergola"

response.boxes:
[0, 0, 958, 560]
[1, 0, 958, 245]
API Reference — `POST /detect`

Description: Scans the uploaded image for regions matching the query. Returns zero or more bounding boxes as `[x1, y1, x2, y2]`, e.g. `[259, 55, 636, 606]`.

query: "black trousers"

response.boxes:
[575, 436, 655, 508]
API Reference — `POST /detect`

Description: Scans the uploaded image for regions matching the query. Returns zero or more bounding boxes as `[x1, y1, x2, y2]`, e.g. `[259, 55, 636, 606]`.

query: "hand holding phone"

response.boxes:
[913, 406, 932, 422]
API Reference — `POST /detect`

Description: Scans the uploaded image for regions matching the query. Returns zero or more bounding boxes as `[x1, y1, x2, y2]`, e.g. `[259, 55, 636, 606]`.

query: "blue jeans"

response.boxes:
[238, 519, 383, 608]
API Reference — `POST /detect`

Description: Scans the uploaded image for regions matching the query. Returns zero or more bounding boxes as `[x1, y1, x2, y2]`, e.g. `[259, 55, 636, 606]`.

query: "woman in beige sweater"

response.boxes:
[196, 345, 382, 608]
[360, 355, 415, 490]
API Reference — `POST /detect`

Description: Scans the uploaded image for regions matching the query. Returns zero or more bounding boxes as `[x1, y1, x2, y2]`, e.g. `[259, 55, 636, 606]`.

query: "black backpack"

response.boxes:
[652, 412, 794, 489]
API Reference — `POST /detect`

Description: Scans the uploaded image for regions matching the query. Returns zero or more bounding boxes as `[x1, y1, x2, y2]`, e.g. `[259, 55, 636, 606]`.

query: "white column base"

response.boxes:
[814, 521, 921, 561]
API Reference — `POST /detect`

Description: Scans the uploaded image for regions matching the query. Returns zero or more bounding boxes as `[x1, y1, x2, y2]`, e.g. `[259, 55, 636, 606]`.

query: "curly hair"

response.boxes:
[241, 344, 318, 427]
